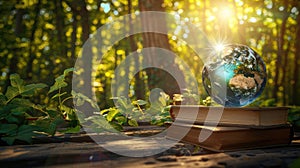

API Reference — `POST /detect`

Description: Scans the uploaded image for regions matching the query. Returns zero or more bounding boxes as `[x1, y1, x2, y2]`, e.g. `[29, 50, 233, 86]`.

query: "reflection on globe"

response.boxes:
[202, 44, 267, 107]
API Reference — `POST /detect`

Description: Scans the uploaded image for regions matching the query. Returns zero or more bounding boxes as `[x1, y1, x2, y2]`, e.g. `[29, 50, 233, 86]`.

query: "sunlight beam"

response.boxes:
[214, 43, 225, 53]
[218, 6, 234, 20]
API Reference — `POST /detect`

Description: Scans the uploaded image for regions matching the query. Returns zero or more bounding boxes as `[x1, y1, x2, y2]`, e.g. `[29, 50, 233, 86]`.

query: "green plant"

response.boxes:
[0, 68, 82, 145]
[44, 68, 80, 131]
[35, 68, 80, 135]
[288, 107, 300, 131]
[146, 92, 172, 126]
[93, 91, 173, 131]
[0, 74, 48, 145]
[98, 97, 144, 131]
[181, 89, 200, 104]
[0, 68, 186, 145]
[247, 98, 276, 107]
[82, 91, 172, 132]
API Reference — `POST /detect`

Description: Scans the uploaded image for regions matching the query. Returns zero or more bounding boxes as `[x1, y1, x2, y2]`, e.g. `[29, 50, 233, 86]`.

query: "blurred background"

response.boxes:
[0, 0, 300, 108]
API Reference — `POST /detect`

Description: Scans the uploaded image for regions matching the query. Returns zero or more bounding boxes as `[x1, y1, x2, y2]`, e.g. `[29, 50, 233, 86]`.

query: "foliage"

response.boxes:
[1, 69, 300, 145]
[288, 107, 300, 131]
[0, 68, 80, 145]
[0, 74, 47, 145]
[290, 157, 300, 168]
[0, 0, 300, 108]
[47, 68, 79, 129]
[93, 92, 172, 131]
[247, 98, 276, 107]
[0, 0, 300, 145]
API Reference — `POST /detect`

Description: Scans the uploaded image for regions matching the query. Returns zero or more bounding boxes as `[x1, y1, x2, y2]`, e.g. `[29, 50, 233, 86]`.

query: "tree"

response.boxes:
[293, 3, 300, 105]
[138, 0, 185, 98]
[1, 0, 300, 107]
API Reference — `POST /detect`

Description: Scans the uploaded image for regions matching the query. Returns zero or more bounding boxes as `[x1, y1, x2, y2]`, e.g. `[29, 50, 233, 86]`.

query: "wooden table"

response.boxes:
[0, 127, 299, 168]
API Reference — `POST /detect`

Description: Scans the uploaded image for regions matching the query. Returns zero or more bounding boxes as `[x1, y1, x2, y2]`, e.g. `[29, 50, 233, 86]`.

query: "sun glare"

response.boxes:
[214, 43, 225, 53]
[221, 7, 233, 18]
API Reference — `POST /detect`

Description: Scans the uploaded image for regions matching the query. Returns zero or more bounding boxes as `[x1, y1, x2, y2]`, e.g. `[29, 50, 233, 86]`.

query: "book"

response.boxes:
[166, 123, 293, 152]
[170, 105, 289, 127]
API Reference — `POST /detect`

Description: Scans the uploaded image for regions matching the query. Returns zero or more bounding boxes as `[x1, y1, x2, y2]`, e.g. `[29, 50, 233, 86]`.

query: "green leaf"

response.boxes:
[5, 86, 19, 102]
[1, 137, 16, 145]
[90, 126, 106, 133]
[55, 75, 65, 83]
[11, 98, 34, 107]
[48, 69, 72, 94]
[34, 117, 51, 131]
[6, 112, 25, 125]
[10, 98, 45, 113]
[76, 111, 86, 124]
[59, 125, 81, 134]
[115, 115, 127, 125]
[128, 119, 138, 127]
[63, 67, 74, 76]
[159, 97, 167, 106]
[158, 92, 169, 106]
[36, 116, 64, 135]
[46, 109, 61, 118]
[22, 83, 48, 96]
[75, 97, 85, 106]
[135, 100, 147, 106]
[107, 109, 119, 122]
[10, 74, 24, 88]
[100, 108, 112, 115]
[5, 76, 47, 102]
[60, 105, 74, 117]
[114, 97, 132, 113]
[0, 125, 41, 145]
[86, 115, 109, 127]
[48, 117, 65, 135]
[16, 125, 40, 143]
[51, 92, 67, 99]
[11, 110, 25, 117]
[72, 91, 99, 111]
[48, 80, 67, 94]
[0, 93, 7, 106]
[0, 124, 18, 135]
[85, 115, 105, 125]
[110, 122, 123, 131]
[0, 106, 12, 119]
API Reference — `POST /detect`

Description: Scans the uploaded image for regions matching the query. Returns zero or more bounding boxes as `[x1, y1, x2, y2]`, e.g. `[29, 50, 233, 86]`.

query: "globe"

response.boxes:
[202, 44, 267, 107]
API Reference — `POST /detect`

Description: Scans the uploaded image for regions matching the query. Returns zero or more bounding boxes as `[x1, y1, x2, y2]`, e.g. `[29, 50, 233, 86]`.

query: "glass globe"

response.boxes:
[202, 44, 267, 107]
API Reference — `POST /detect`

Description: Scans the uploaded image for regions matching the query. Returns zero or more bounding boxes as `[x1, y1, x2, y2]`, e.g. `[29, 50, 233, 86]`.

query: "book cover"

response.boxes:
[170, 105, 289, 127]
[166, 123, 293, 152]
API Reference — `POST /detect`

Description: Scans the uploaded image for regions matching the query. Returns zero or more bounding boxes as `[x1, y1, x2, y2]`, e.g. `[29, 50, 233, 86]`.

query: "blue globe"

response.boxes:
[202, 44, 267, 107]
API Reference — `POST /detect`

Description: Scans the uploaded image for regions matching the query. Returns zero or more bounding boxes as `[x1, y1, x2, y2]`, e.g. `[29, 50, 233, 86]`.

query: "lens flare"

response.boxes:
[214, 43, 225, 52]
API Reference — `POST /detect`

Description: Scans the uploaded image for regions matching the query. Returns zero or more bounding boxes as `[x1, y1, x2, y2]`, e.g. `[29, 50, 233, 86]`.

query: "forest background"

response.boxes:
[1, 0, 300, 110]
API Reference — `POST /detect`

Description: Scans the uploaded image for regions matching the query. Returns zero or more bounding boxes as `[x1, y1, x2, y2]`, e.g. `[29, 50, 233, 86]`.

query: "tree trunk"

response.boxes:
[292, 9, 300, 105]
[54, 0, 67, 60]
[70, 11, 78, 63]
[282, 38, 291, 105]
[65, 0, 93, 116]
[4, 7, 25, 92]
[273, 0, 289, 104]
[138, 0, 185, 98]
[128, 0, 145, 100]
[26, 0, 42, 80]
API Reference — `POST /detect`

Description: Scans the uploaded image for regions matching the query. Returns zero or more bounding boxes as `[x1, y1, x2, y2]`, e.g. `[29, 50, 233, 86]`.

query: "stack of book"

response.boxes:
[166, 105, 293, 152]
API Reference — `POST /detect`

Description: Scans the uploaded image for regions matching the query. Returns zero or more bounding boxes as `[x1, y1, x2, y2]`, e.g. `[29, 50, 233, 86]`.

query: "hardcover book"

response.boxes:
[170, 105, 289, 127]
[166, 123, 293, 152]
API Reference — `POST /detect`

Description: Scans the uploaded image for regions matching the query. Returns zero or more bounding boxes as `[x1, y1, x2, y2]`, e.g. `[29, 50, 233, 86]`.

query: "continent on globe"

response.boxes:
[202, 44, 267, 107]
[229, 74, 256, 90]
